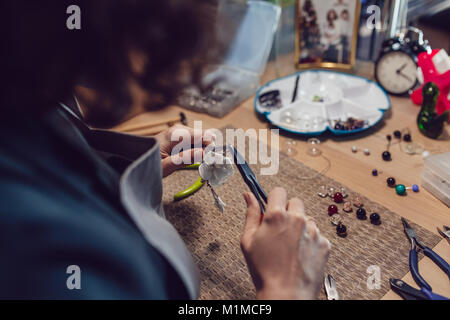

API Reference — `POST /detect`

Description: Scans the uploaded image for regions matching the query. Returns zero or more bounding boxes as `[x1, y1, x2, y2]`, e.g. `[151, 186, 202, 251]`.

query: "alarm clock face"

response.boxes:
[375, 51, 418, 95]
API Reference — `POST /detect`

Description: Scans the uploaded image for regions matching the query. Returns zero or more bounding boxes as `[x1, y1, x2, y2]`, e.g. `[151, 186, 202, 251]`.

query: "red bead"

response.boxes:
[328, 205, 338, 216]
[333, 192, 344, 203]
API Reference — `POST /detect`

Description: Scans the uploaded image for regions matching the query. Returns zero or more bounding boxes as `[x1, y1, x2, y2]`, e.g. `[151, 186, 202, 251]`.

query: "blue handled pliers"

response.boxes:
[230, 145, 267, 214]
[401, 218, 450, 300]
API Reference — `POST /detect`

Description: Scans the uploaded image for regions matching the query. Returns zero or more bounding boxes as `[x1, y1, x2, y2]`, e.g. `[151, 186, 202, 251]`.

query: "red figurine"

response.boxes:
[411, 49, 450, 115]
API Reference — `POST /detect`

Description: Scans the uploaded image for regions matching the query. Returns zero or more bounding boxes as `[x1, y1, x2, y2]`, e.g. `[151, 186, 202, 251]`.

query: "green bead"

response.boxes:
[396, 184, 406, 195]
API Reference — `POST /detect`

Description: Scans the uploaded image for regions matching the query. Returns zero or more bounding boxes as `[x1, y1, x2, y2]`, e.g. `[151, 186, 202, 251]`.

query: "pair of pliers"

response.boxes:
[231, 145, 267, 213]
[437, 225, 450, 244]
[324, 274, 339, 300]
[397, 218, 450, 300]
[173, 163, 205, 201]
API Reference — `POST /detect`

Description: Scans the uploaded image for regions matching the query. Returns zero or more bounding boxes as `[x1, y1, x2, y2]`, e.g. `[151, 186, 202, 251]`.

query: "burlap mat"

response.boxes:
[162, 130, 441, 300]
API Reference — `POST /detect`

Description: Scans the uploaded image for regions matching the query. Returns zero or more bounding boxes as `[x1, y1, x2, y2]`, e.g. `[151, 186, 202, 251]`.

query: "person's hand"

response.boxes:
[241, 187, 330, 300]
[154, 124, 216, 177]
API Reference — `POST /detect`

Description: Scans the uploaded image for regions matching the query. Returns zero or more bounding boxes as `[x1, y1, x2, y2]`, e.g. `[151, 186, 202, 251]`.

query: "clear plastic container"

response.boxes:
[178, 0, 281, 117]
[421, 152, 450, 207]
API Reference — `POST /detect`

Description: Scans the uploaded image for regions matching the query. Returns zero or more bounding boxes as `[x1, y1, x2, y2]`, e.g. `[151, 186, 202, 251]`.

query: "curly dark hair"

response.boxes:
[0, 0, 217, 127]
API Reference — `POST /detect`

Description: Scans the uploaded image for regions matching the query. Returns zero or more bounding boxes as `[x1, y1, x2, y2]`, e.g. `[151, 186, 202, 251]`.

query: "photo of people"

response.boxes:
[296, 0, 359, 68]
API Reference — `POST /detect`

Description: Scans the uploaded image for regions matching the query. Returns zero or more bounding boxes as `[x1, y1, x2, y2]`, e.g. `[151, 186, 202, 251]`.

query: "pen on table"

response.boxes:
[291, 74, 300, 103]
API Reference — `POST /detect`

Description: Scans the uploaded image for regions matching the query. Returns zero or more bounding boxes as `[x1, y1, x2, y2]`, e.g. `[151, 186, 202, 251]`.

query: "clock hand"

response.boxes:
[396, 63, 407, 74]
[398, 72, 412, 82]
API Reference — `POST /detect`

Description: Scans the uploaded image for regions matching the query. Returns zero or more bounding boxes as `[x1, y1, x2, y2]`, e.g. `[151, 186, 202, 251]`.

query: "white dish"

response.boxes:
[255, 70, 390, 135]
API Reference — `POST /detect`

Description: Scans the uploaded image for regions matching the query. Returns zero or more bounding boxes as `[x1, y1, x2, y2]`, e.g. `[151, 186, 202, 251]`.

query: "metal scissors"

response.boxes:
[231, 145, 267, 213]
[437, 225, 450, 244]
[399, 218, 450, 300]
[324, 274, 339, 300]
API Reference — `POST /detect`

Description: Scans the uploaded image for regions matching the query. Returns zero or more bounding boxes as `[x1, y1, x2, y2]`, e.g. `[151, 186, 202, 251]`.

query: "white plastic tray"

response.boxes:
[254, 70, 391, 135]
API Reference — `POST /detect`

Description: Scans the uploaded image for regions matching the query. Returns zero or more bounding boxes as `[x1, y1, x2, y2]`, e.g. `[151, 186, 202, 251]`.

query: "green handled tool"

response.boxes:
[173, 163, 205, 201]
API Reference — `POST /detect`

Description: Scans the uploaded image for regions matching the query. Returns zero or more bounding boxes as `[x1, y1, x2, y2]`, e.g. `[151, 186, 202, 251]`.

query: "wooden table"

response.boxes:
[112, 59, 450, 300]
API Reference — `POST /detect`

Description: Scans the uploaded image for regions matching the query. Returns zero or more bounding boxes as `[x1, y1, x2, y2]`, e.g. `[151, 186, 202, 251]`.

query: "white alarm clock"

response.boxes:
[375, 27, 430, 96]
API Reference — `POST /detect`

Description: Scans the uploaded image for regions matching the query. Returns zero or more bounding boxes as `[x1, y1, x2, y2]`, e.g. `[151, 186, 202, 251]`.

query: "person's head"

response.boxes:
[1, 0, 216, 127]
[341, 9, 349, 21]
[327, 9, 338, 24]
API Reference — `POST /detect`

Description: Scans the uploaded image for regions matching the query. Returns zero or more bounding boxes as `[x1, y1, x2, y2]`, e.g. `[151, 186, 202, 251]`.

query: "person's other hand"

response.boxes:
[241, 187, 330, 300]
[154, 124, 216, 177]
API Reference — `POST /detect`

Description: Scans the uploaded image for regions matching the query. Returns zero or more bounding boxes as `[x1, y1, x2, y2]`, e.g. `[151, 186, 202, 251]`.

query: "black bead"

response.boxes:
[334, 123, 344, 130]
[370, 213, 381, 225]
[386, 134, 392, 141]
[336, 224, 347, 237]
[394, 130, 402, 139]
[382, 151, 391, 161]
[387, 177, 396, 187]
[356, 208, 367, 220]
[403, 134, 412, 142]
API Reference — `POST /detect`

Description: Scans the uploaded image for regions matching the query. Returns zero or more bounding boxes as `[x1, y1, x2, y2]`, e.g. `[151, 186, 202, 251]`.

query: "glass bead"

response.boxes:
[336, 224, 347, 237]
[343, 201, 353, 212]
[403, 134, 412, 142]
[353, 196, 362, 208]
[382, 151, 391, 161]
[387, 177, 396, 187]
[394, 130, 402, 139]
[372, 169, 378, 176]
[412, 184, 419, 192]
[370, 213, 381, 225]
[333, 192, 344, 203]
[330, 214, 342, 226]
[356, 208, 367, 220]
[396, 184, 406, 195]
[328, 205, 338, 216]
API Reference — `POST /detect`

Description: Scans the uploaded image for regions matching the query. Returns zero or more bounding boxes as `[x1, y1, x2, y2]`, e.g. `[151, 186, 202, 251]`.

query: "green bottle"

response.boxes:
[417, 82, 449, 139]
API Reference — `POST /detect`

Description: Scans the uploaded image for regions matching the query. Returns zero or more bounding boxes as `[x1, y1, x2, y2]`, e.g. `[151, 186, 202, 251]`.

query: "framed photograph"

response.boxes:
[295, 0, 361, 70]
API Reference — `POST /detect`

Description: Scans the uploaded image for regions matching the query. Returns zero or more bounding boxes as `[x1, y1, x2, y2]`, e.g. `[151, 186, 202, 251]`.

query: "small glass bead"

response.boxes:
[382, 151, 391, 161]
[356, 208, 367, 220]
[394, 130, 402, 139]
[328, 205, 338, 216]
[370, 213, 381, 225]
[412, 184, 419, 192]
[334, 192, 344, 203]
[396, 184, 406, 195]
[353, 196, 362, 208]
[386, 134, 392, 141]
[330, 214, 342, 226]
[372, 169, 378, 176]
[403, 134, 412, 142]
[387, 177, 396, 187]
[343, 201, 353, 212]
[336, 224, 347, 237]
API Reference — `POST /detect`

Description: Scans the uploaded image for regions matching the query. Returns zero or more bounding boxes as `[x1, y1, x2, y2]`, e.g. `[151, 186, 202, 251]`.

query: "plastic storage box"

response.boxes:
[421, 152, 450, 207]
[178, 1, 281, 117]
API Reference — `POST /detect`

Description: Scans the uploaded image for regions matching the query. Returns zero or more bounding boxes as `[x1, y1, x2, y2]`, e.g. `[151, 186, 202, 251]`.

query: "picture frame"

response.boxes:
[295, 0, 361, 70]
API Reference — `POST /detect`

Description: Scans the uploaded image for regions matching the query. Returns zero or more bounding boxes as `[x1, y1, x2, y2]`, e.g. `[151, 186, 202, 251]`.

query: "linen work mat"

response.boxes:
[162, 132, 441, 300]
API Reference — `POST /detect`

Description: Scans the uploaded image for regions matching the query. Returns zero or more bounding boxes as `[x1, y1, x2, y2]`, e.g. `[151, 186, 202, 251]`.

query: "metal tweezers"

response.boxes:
[230, 145, 268, 213]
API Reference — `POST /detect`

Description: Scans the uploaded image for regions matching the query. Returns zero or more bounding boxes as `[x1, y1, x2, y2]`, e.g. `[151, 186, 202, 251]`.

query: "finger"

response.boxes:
[286, 198, 305, 217]
[305, 218, 319, 241]
[266, 187, 287, 219]
[166, 125, 216, 151]
[241, 192, 262, 247]
[161, 148, 204, 177]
